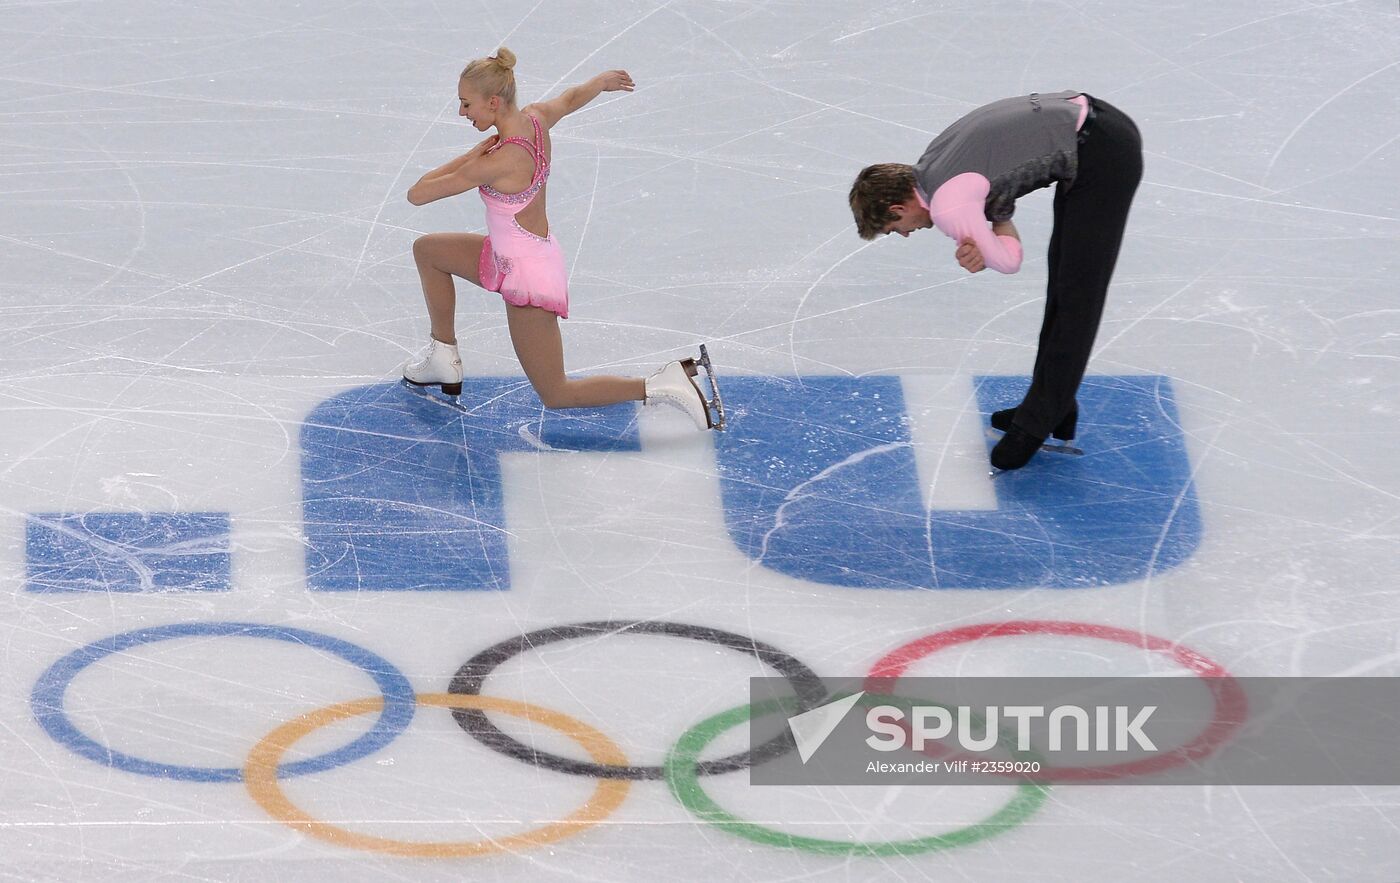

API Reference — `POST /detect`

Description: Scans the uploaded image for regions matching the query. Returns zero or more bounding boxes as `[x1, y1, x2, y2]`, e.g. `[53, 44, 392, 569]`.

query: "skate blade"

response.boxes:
[987, 446, 1085, 477]
[985, 429, 1083, 477]
[400, 378, 468, 414]
[984, 428, 1082, 457]
[695, 344, 726, 431]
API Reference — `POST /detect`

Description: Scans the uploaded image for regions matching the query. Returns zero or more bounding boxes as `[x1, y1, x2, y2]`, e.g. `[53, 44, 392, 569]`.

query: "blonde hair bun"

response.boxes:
[461, 47, 519, 104]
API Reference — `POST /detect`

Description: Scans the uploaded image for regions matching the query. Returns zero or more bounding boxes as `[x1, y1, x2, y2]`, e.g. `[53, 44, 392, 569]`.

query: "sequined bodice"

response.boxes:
[478, 114, 550, 215]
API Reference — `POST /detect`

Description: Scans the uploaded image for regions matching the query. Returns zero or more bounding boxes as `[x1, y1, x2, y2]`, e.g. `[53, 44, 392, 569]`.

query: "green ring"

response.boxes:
[664, 695, 1050, 857]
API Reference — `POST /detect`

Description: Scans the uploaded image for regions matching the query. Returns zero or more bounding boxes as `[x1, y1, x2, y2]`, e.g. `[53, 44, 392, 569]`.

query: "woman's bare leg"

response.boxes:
[505, 304, 644, 409]
[412, 233, 485, 344]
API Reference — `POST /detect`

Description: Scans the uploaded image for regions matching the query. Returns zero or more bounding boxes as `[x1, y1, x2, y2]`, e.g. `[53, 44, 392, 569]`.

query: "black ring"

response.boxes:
[447, 620, 827, 780]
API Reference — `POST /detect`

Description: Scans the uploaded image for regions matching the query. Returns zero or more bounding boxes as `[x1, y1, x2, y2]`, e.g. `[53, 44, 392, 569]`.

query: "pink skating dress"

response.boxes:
[477, 114, 569, 318]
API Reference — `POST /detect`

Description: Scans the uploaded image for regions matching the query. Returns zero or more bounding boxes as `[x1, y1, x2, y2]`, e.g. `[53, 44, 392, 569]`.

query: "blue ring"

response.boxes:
[30, 621, 416, 782]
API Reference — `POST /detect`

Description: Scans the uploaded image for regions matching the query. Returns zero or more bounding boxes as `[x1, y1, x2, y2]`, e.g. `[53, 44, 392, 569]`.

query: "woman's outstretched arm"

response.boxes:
[527, 70, 634, 129]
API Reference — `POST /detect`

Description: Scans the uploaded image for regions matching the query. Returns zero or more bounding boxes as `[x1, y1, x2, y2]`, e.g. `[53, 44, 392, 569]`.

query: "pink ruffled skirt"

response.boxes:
[478, 232, 569, 319]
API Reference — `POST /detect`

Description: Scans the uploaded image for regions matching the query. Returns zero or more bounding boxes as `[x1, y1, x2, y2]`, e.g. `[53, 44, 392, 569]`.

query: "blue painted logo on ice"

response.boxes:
[25, 374, 1201, 592]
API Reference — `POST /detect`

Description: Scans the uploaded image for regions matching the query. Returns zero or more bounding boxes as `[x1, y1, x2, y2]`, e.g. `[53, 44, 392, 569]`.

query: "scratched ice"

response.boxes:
[2, 1, 1398, 880]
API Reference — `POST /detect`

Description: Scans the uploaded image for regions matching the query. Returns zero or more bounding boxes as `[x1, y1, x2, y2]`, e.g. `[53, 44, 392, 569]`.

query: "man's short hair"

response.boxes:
[849, 163, 917, 240]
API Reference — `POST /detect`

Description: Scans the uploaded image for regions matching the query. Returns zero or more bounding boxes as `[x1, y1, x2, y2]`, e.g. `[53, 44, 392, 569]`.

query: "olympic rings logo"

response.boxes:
[30, 619, 1243, 860]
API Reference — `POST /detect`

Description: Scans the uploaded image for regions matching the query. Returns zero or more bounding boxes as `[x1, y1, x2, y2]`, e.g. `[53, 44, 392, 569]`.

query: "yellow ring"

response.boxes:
[243, 692, 631, 858]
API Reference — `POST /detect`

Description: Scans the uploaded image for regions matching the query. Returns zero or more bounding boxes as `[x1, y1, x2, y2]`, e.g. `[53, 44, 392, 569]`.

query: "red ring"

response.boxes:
[863, 620, 1247, 782]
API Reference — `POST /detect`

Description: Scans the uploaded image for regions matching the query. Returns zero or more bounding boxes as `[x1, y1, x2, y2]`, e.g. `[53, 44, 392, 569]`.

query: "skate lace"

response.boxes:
[413, 339, 459, 370]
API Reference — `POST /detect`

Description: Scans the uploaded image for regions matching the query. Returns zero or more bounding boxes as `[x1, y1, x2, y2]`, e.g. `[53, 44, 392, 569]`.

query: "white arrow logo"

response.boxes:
[787, 691, 865, 764]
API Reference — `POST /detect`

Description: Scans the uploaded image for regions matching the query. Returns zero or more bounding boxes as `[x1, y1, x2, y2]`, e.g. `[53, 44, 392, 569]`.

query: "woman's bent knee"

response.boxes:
[412, 235, 433, 263]
[535, 387, 572, 410]
[531, 377, 577, 410]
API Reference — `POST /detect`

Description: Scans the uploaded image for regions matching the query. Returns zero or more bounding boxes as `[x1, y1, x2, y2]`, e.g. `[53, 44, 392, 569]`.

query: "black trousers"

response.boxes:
[1013, 97, 1143, 439]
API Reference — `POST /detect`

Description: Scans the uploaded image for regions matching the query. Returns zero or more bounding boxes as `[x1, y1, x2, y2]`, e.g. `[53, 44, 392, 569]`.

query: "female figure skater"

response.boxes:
[848, 91, 1143, 469]
[402, 48, 717, 429]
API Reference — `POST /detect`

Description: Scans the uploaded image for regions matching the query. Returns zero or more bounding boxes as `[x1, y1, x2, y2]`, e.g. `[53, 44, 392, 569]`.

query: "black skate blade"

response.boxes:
[400, 378, 468, 414]
[696, 344, 726, 431]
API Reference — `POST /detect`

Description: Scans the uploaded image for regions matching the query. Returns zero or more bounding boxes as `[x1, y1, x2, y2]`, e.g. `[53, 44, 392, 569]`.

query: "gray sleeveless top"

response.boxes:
[913, 91, 1083, 223]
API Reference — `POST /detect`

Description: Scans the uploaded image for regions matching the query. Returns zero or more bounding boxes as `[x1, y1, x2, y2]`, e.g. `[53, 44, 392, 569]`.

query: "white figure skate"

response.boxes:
[645, 344, 726, 431]
[401, 336, 466, 411]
